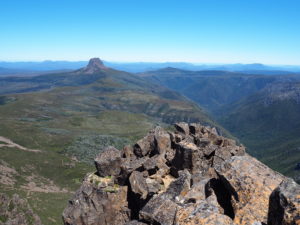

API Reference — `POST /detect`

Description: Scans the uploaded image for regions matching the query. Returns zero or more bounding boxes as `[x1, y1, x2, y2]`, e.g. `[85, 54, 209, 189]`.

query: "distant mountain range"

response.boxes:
[1, 60, 300, 75]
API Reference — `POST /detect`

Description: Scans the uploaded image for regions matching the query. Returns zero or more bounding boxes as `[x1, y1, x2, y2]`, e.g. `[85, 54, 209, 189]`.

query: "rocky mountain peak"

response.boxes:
[62, 122, 300, 225]
[87, 58, 106, 69]
[78, 57, 108, 74]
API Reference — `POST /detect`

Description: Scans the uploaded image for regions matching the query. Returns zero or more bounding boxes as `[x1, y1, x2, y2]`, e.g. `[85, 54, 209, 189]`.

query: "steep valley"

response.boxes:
[140, 68, 300, 181]
[218, 82, 300, 181]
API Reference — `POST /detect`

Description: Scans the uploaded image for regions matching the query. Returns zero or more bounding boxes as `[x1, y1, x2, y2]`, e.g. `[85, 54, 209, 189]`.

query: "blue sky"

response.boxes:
[0, 0, 299, 64]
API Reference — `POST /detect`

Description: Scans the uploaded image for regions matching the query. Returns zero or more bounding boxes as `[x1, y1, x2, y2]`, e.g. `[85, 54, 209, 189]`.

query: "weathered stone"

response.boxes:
[62, 176, 129, 225]
[173, 139, 203, 173]
[213, 146, 232, 167]
[165, 169, 191, 200]
[133, 131, 155, 157]
[184, 178, 211, 203]
[174, 122, 190, 135]
[94, 146, 121, 177]
[118, 157, 148, 184]
[165, 133, 177, 162]
[154, 126, 171, 156]
[195, 137, 211, 148]
[189, 123, 202, 135]
[202, 144, 218, 156]
[63, 123, 296, 225]
[139, 195, 179, 225]
[129, 171, 148, 199]
[175, 199, 234, 225]
[142, 155, 166, 173]
[121, 145, 135, 159]
[145, 177, 161, 194]
[230, 145, 246, 156]
[268, 178, 300, 225]
[215, 155, 284, 224]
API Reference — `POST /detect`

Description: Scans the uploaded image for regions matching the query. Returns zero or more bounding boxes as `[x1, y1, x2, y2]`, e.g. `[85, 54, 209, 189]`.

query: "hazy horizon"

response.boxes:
[0, 58, 300, 67]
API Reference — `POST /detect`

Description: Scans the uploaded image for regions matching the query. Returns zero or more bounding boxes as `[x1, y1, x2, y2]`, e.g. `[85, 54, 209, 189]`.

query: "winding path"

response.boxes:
[0, 136, 41, 152]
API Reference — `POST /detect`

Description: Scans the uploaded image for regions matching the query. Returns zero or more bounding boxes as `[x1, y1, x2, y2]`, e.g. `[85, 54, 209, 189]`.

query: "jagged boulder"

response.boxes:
[175, 198, 234, 225]
[139, 195, 179, 225]
[268, 178, 300, 225]
[215, 155, 284, 224]
[129, 171, 149, 199]
[63, 123, 299, 225]
[62, 173, 130, 225]
[94, 146, 122, 177]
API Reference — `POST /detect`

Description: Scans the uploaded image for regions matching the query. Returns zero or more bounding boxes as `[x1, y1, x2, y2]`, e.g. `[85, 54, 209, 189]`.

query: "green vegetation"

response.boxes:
[0, 146, 92, 224]
[140, 68, 281, 113]
[8, 201, 14, 211]
[0, 215, 8, 223]
[0, 67, 226, 224]
[64, 134, 131, 164]
[218, 83, 300, 181]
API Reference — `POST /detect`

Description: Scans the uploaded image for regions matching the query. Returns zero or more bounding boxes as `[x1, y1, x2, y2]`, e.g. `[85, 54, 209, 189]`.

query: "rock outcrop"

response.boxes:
[78, 58, 108, 74]
[0, 193, 42, 225]
[63, 123, 297, 225]
[268, 178, 300, 225]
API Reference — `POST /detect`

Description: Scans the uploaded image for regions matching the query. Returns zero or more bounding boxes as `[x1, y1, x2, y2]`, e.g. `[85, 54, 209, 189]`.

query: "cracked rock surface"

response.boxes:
[63, 123, 298, 225]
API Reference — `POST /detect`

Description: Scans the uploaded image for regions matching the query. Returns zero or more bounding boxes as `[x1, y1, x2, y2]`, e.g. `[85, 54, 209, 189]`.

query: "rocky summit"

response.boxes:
[62, 123, 300, 225]
[78, 58, 108, 74]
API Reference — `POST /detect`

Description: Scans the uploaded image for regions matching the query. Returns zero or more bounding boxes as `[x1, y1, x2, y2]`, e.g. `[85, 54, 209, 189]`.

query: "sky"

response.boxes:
[0, 0, 300, 64]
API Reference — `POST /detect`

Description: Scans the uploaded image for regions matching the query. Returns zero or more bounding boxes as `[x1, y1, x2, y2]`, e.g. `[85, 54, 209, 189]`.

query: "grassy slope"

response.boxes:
[0, 68, 226, 224]
[0, 146, 92, 225]
[219, 93, 300, 180]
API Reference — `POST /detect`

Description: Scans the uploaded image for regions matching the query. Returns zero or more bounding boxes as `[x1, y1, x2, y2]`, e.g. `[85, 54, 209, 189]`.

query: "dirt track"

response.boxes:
[0, 136, 41, 152]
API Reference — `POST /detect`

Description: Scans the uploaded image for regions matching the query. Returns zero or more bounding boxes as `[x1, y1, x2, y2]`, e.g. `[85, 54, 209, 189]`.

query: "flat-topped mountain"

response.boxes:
[63, 123, 300, 225]
[78, 58, 108, 74]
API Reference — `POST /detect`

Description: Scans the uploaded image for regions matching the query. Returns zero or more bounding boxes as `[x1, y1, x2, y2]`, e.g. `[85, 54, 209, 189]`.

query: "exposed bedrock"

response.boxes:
[63, 122, 297, 225]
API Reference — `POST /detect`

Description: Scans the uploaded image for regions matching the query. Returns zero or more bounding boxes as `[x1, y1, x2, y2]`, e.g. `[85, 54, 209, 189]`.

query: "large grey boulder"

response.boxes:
[268, 178, 300, 225]
[94, 146, 121, 177]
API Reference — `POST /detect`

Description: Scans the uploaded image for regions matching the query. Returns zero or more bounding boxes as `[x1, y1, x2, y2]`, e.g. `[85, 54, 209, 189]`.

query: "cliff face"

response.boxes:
[62, 123, 300, 225]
